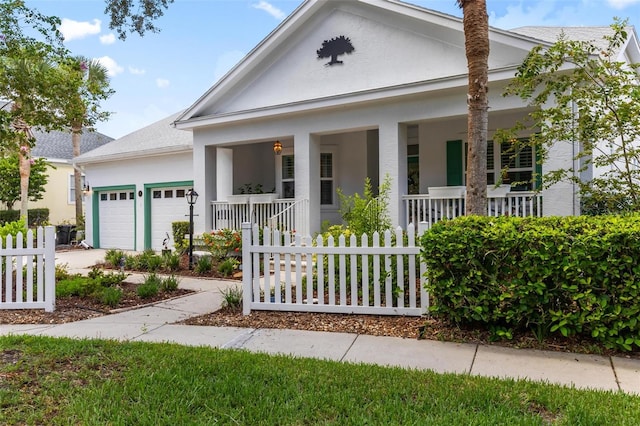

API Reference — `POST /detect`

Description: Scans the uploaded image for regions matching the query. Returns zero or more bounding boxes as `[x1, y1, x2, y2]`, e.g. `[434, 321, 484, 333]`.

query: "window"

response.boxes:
[164, 190, 173, 198]
[109, 193, 117, 200]
[100, 193, 107, 201]
[119, 192, 127, 200]
[68, 174, 86, 204]
[153, 190, 161, 199]
[282, 154, 295, 199]
[176, 189, 186, 198]
[463, 139, 537, 191]
[320, 153, 334, 205]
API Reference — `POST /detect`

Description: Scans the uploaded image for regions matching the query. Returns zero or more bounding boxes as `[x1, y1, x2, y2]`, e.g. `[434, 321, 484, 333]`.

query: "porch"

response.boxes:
[211, 186, 542, 234]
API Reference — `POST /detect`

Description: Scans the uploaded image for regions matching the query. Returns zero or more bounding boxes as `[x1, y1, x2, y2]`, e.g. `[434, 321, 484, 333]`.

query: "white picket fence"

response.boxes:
[241, 222, 428, 316]
[0, 226, 56, 312]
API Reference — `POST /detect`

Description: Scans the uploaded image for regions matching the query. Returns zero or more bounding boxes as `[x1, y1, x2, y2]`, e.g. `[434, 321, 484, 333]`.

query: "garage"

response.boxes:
[149, 187, 190, 251]
[98, 190, 135, 250]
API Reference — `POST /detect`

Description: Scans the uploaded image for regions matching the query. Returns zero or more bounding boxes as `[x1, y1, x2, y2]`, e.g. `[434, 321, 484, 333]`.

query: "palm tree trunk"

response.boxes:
[18, 149, 31, 223]
[459, 0, 490, 216]
[72, 124, 83, 226]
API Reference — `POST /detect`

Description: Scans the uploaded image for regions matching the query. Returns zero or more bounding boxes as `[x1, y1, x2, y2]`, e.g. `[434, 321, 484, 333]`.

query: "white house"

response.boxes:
[75, 111, 193, 251]
[77, 0, 640, 250]
[172, 0, 639, 236]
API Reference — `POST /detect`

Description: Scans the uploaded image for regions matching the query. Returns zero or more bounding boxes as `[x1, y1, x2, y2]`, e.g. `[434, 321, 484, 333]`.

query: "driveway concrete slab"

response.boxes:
[473, 345, 618, 391]
[612, 357, 640, 395]
[343, 335, 476, 374]
[133, 324, 254, 347]
[238, 328, 357, 361]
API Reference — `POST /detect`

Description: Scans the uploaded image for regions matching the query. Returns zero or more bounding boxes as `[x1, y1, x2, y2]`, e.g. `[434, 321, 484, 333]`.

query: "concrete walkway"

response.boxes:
[1, 248, 639, 394]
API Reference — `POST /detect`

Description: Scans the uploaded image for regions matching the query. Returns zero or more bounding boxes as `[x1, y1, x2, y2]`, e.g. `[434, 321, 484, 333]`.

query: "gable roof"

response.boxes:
[31, 128, 113, 160]
[74, 110, 192, 165]
[174, 0, 543, 130]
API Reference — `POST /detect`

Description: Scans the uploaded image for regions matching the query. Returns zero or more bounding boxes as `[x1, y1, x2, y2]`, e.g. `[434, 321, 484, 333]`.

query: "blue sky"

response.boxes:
[25, 0, 640, 139]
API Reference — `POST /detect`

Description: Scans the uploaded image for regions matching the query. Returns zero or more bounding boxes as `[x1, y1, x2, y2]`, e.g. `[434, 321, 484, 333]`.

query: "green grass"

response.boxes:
[1, 335, 639, 425]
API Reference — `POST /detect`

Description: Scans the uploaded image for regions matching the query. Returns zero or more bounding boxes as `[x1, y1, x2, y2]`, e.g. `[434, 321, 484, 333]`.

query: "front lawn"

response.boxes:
[1, 335, 638, 425]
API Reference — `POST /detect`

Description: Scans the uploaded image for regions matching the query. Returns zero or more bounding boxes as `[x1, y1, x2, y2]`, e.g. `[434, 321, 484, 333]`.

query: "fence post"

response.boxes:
[44, 226, 56, 312]
[418, 221, 429, 315]
[241, 222, 253, 315]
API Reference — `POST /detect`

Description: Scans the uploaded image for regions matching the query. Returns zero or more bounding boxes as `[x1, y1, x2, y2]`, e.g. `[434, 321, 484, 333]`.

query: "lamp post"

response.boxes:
[186, 188, 199, 270]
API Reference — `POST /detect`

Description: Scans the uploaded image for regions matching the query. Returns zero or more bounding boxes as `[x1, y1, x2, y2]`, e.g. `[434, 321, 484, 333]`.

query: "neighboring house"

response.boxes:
[74, 111, 193, 251]
[18, 129, 112, 225]
[171, 0, 639, 236]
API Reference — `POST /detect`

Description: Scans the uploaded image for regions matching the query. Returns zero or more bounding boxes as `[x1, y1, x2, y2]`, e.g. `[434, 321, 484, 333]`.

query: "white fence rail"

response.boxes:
[242, 223, 428, 317]
[404, 191, 542, 228]
[0, 226, 56, 312]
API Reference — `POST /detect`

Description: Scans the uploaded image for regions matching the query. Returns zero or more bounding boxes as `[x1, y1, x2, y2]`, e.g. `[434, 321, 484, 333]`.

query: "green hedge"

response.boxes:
[421, 215, 640, 351]
[0, 209, 49, 227]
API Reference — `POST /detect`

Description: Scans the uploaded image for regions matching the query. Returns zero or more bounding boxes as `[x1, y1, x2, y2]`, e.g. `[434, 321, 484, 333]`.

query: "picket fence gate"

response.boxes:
[0, 226, 56, 312]
[241, 222, 429, 316]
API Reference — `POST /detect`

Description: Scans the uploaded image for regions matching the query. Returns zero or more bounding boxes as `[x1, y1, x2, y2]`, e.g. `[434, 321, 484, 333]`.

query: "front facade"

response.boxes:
[75, 112, 193, 251]
[174, 0, 568, 236]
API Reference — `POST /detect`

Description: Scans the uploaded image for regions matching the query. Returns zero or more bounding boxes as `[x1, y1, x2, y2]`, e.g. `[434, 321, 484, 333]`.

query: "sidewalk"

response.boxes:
[2, 248, 639, 395]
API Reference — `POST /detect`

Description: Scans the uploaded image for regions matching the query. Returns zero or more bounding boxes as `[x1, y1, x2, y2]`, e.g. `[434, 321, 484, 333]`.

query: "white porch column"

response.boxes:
[295, 132, 321, 235]
[542, 138, 579, 216]
[379, 120, 406, 228]
[193, 141, 217, 234]
[216, 147, 234, 201]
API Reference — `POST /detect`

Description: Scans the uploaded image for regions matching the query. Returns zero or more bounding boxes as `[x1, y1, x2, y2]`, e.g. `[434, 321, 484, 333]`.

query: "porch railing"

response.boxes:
[403, 191, 542, 228]
[268, 198, 310, 236]
[212, 198, 309, 234]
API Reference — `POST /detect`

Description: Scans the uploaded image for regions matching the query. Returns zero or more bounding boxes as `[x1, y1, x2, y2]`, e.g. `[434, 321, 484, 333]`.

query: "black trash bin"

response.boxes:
[56, 225, 75, 246]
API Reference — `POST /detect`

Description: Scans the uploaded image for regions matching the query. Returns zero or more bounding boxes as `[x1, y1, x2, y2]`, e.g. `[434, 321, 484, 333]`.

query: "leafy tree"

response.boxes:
[457, 0, 489, 216]
[105, 0, 174, 40]
[0, 0, 67, 224]
[501, 19, 640, 214]
[56, 56, 112, 226]
[0, 154, 51, 209]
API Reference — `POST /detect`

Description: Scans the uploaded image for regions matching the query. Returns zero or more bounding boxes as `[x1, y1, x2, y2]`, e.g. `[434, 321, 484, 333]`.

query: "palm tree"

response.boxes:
[457, 0, 489, 215]
[58, 56, 112, 227]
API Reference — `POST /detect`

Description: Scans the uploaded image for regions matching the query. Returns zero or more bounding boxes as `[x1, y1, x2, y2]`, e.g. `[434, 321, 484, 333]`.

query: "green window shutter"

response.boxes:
[446, 140, 463, 186]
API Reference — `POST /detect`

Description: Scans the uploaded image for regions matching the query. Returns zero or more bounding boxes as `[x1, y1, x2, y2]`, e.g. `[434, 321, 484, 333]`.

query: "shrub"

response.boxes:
[161, 275, 180, 292]
[172, 221, 190, 254]
[203, 229, 241, 259]
[421, 215, 640, 351]
[97, 287, 123, 307]
[56, 276, 100, 298]
[163, 252, 181, 271]
[194, 255, 213, 274]
[137, 250, 161, 271]
[218, 258, 239, 277]
[221, 285, 243, 310]
[0, 218, 27, 240]
[55, 263, 71, 281]
[337, 175, 392, 237]
[105, 249, 125, 269]
[137, 274, 160, 299]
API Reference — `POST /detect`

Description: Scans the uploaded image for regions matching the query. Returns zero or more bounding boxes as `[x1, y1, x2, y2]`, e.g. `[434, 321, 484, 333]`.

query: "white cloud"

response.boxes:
[129, 66, 146, 75]
[59, 18, 101, 42]
[100, 33, 116, 45]
[252, 1, 286, 20]
[214, 50, 246, 81]
[96, 56, 124, 77]
[156, 78, 170, 88]
[607, 0, 640, 8]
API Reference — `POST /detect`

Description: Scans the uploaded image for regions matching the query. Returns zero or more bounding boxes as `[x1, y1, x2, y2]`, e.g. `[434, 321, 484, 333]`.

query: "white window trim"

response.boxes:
[68, 173, 86, 204]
